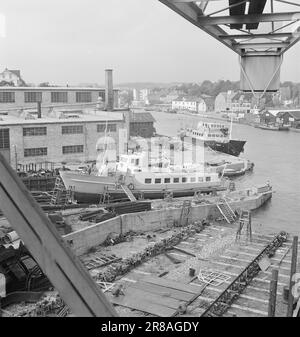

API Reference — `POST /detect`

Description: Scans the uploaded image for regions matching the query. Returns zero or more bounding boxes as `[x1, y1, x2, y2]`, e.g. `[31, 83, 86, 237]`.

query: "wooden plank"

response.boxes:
[172, 246, 196, 257]
[109, 293, 175, 317]
[122, 287, 183, 310]
[142, 276, 200, 294]
[128, 281, 194, 302]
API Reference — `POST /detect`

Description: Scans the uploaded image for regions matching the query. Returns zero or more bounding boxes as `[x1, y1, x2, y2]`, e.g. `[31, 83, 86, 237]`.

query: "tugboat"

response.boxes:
[179, 121, 246, 157]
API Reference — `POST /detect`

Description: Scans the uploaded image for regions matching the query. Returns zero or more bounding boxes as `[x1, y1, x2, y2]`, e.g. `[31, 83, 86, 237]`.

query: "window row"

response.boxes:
[97, 123, 117, 132]
[23, 145, 84, 157]
[23, 127, 47, 136]
[24, 147, 47, 157]
[0, 91, 105, 103]
[62, 125, 83, 134]
[22, 124, 116, 136]
[144, 176, 211, 184]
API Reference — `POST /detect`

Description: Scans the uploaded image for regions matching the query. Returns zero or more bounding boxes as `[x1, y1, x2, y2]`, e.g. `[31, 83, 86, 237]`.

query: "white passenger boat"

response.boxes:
[60, 152, 226, 203]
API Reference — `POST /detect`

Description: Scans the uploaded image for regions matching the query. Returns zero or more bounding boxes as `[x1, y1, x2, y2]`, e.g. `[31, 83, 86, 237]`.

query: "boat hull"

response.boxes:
[72, 187, 226, 204]
[60, 171, 226, 203]
[204, 139, 246, 157]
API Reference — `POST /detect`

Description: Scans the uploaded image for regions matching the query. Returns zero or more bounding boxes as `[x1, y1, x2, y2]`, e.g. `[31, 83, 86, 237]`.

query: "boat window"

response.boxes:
[173, 178, 180, 183]
[206, 177, 211, 182]
[155, 178, 161, 184]
[164, 178, 171, 183]
[182, 177, 187, 183]
[198, 177, 203, 182]
[145, 178, 152, 184]
[136, 159, 139, 165]
[131, 159, 135, 164]
[190, 177, 196, 182]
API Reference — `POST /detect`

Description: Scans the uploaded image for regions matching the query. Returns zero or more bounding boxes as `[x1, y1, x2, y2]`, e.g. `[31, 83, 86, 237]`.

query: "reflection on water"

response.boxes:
[152, 111, 300, 235]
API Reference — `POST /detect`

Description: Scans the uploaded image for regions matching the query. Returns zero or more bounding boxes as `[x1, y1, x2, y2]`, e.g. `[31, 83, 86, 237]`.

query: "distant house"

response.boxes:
[160, 93, 179, 104]
[171, 97, 207, 113]
[0, 68, 26, 86]
[129, 111, 156, 138]
[202, 94, 215, 112]
[258, 109, 284, 125]
[231, 93, 252, 113]
[214, 91, 236, 112]
[278, 110, 300, 128]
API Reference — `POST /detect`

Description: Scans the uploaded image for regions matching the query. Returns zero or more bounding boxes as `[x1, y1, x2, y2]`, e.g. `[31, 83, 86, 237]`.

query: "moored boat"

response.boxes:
[180, 121, 246, 157]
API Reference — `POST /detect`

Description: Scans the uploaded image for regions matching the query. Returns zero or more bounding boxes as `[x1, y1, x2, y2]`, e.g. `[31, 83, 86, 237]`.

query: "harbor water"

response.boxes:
[152, 111, 300, 236]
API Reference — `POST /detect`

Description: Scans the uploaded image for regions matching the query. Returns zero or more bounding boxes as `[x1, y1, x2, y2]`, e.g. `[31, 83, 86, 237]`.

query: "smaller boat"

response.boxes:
[278, 125, 290, 131]
[255, 124, 289, 131]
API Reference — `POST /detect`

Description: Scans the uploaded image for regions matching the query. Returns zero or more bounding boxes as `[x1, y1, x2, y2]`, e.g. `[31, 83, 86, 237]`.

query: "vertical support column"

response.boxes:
[105, 69, 114, 111]
[37, 101, 42, 118]
[287, 236, 298, 316]
[268, 269, 278, 317]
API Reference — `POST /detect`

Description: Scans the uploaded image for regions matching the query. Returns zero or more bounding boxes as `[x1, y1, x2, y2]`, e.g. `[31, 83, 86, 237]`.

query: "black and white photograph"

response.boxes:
[0, 0, 300, 323]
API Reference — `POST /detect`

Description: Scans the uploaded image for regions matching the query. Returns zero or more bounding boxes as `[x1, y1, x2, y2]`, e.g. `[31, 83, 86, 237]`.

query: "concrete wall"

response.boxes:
[64, 190, 272, 255]
[63, 192, 271, 256]
[64, 216, 122, 256]
[63, 203, 219, 256]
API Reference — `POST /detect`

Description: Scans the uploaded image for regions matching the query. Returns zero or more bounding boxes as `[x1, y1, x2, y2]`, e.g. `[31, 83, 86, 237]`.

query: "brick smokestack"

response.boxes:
[105, 69, 114, 111]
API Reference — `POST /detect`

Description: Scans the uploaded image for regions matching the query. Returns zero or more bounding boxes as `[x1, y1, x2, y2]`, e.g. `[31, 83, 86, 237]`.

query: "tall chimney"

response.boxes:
[105, 69, 114, 111]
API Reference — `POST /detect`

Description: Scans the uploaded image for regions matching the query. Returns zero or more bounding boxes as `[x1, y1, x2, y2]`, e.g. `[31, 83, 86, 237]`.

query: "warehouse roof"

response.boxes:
[0, 86, 119, 91]
[129, 112, 156, 123]
[0, 110, 124, 126]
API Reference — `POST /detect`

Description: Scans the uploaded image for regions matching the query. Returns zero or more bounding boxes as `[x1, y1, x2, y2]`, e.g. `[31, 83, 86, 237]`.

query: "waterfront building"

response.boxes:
[171, 97, 207, 113]
[129, 111, 156, 138]
[277, 110, 300, 127]
[0, 109, 127, 168]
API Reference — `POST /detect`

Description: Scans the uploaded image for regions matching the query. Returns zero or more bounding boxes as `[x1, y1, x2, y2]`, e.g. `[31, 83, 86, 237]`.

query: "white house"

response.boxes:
[0, 68, 26, 86]
[132, 88, 150, 105]
[172, 97, 207, 113]
[214, 91, 237, 113]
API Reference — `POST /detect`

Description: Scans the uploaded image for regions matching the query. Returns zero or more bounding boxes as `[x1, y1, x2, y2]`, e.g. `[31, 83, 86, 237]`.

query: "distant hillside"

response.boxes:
[116, 82, 184, 89]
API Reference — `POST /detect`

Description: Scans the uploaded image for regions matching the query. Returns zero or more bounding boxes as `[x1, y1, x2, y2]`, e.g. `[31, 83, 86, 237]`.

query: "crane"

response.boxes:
[159, 0, 300, 98]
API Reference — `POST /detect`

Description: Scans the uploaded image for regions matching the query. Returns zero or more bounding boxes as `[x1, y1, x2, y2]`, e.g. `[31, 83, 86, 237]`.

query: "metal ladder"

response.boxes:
[217, 198, 237, 224]
[50, 177, 71, 205]
[179, 200, 191, 227]
[120, 184, 137, 202]
[236, 210, 252, 242]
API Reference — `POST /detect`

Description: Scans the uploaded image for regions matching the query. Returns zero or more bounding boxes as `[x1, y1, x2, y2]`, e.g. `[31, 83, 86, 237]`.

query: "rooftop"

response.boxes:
[0, 110, 124, 126]
[129, 111, 156, 123]
[0, 86, 119, 91]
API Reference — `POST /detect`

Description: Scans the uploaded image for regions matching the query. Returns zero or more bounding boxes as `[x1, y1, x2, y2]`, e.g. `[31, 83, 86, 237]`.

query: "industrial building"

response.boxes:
[0, 86, 119, 113]
[0, 109, 127, 169]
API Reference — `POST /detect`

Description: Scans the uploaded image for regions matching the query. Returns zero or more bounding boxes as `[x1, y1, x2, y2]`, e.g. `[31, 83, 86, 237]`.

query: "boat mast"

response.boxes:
[229, 114, 233, 141]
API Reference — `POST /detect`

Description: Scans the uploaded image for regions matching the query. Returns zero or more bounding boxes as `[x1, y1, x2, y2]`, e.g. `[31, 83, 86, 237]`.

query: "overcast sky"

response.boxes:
[1, 0, 300, 85]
